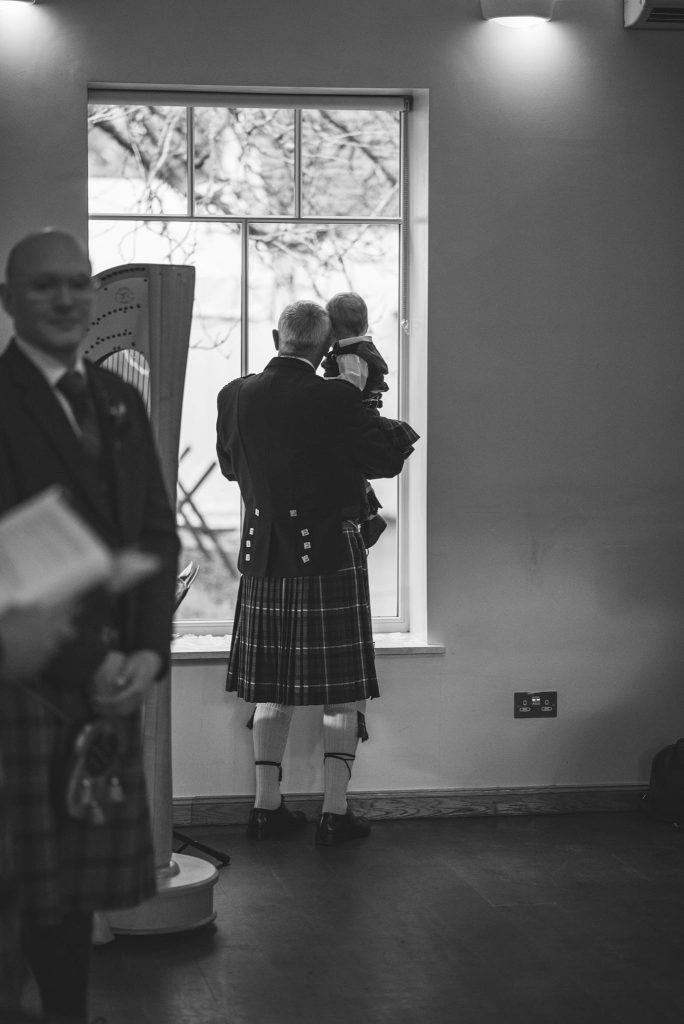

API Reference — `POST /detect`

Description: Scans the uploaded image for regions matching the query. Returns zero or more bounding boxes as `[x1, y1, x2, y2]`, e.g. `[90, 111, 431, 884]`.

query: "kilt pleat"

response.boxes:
[226, 522, 379, 705]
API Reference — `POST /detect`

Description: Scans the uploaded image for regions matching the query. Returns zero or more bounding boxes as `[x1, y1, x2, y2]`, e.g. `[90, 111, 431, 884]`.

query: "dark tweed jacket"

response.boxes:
[216, 356, 406, 577]
[0, 340, 179, 923]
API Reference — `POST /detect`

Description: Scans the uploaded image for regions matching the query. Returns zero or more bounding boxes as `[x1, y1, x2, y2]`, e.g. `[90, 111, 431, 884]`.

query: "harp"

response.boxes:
[83, 262, 195, 499]
[84, 264, 221, 937]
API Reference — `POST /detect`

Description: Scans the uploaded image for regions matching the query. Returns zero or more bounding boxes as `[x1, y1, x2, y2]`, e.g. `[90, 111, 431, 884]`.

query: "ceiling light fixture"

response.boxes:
[481, 0, 555, 27]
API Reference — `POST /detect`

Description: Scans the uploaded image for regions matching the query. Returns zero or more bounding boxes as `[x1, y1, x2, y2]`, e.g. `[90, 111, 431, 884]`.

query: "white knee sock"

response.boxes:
[252, 703, 295, 810]
[322, 700, 367, 815]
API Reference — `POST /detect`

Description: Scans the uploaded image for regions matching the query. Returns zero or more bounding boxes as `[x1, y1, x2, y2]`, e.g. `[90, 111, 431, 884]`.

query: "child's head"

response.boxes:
[326, 292, 368, 341]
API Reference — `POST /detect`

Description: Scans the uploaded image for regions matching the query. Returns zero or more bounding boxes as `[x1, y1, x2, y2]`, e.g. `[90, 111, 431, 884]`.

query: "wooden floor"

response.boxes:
[89, 812, 684, 1024]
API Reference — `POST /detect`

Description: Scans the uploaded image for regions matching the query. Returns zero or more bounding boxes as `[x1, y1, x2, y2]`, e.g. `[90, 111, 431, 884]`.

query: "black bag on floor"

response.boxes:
[641, 738, 684, 828]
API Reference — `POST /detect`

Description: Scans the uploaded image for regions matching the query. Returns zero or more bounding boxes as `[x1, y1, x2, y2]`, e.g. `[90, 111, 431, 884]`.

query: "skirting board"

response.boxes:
[173, 784, 646, 828]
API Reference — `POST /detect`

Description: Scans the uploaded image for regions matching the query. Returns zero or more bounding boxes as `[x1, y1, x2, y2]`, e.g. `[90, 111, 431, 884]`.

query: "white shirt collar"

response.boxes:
[277, 353, 316, 371]
[14, 336, 86, 387]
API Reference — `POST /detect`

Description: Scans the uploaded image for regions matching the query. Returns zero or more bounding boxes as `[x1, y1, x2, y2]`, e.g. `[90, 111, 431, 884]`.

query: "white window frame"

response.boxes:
[88, 87, 425, 637]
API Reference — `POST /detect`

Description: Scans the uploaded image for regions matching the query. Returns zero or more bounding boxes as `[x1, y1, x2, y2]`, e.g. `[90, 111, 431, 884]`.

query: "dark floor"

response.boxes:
[89, 812, 684, 1024]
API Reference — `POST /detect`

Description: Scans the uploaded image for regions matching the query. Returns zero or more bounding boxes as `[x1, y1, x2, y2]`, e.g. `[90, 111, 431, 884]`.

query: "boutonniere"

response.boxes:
[107, 400, 130, 436]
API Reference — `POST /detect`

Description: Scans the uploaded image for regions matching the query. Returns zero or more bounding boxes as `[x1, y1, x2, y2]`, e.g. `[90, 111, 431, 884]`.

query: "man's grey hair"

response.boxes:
[277, 301, 331, 358]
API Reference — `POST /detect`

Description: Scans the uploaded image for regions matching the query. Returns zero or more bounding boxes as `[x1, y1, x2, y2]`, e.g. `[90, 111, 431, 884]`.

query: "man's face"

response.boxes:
[0, 234, 94, 364]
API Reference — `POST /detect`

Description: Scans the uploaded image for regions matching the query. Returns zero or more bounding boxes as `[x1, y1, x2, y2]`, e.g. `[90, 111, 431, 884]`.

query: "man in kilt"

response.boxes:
[216, 300, 415, 846]
[0, 230, 179, 1022]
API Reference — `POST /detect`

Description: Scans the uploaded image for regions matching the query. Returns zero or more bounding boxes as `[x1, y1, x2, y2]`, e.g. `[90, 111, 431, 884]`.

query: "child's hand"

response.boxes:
[321, 350, 340, 378]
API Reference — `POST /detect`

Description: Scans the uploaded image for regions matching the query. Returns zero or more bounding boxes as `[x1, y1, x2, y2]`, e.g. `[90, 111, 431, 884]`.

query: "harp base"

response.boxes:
[100, 853, 219, 935]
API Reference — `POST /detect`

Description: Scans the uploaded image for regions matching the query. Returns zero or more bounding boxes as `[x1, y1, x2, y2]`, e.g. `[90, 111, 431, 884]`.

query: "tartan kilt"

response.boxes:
[0, 684, 156, 928]
[226, 521, 379, 705]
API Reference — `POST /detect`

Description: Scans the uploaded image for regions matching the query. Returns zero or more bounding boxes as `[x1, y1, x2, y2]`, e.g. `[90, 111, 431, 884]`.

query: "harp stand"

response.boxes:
[169, 565, 229, 868]
[171, 830, 231, 868]
[170, 562, 231, 868]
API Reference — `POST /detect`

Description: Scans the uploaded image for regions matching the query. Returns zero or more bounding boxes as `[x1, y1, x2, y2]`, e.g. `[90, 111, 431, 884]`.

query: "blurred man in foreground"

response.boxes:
[0, 229, 179, 1023]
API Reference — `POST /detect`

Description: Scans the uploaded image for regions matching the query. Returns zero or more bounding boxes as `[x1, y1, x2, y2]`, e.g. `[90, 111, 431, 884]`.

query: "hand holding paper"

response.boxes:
[0, 486, 160, 616]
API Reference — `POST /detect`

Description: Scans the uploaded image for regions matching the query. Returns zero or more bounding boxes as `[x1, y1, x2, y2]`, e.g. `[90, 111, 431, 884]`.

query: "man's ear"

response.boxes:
[272, 329, 279, 351]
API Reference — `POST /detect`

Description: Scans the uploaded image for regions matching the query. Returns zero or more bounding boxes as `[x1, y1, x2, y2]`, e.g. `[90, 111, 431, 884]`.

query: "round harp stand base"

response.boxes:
[102, 853, 219, 935]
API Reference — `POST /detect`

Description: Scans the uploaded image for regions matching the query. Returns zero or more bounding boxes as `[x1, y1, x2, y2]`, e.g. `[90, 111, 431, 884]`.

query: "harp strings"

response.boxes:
[97, 349, 152, 414]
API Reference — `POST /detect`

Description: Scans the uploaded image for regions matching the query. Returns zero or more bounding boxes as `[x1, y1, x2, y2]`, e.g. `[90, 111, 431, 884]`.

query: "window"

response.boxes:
[87, 91, 410, 633]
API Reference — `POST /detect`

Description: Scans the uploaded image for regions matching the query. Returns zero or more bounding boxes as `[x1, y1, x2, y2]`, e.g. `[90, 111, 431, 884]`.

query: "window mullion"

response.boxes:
[399, 106, 409, 353]
[397, 106, 410, 629]
[186, 106, 194, 215]
[242, 220, 249, 374]
[294, 108, 302, 218]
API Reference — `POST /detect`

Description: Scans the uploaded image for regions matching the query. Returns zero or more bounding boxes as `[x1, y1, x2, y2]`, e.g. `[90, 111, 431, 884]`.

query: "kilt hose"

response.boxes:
[226, 521, 379, 706]
[0, 684, 156, 928]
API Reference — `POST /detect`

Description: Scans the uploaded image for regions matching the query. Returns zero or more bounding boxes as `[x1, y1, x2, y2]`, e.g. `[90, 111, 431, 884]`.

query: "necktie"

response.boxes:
[57, 370, 102, 460]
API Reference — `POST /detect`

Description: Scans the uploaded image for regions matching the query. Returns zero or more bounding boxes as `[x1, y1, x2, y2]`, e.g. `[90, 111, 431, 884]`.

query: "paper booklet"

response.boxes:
[0, 486, 160, 616]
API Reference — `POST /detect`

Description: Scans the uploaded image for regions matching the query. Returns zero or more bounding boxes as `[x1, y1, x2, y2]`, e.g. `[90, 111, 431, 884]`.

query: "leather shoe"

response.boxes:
[246, 800, 307, 840]
[315, 808, 371, 846]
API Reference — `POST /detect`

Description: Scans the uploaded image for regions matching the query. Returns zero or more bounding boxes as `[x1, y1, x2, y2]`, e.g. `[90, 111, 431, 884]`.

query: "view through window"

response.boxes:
[87, 94, 408, 630]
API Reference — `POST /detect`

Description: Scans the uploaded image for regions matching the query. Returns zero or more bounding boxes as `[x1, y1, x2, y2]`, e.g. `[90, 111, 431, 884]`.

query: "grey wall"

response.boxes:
[2, 0, 683, 794]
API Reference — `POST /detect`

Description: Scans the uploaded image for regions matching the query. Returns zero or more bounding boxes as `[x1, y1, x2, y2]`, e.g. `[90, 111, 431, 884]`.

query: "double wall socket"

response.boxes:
[514, 691, 557, 718]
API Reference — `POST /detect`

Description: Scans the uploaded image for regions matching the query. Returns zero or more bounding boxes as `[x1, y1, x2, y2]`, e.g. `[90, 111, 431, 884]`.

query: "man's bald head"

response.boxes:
[5, 230, 91, 283]
[1, 229, 94, 366]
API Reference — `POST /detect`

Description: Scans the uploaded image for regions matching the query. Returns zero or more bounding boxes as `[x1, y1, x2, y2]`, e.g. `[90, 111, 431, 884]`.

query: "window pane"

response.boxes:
[193, 107, 295, 217]
[247, 221, 400, 615]
[88, 219, 243, 623]
[88, 105, 188, 216]
[367, 477, 399, 618]
[301, 109, 401, 218]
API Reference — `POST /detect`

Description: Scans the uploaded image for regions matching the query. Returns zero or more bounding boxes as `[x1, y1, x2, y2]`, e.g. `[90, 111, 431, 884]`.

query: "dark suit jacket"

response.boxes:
[0, 339, 179, 681]
[216, 356, 405, 577]
[0, 339, 180, 919]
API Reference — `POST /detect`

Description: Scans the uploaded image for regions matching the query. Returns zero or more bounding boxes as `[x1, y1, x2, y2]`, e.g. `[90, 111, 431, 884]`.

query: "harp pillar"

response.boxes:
[85, 265, 219, 937]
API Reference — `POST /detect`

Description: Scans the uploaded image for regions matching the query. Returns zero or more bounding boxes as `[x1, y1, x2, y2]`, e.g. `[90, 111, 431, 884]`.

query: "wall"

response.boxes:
[2, 0, 684, 799]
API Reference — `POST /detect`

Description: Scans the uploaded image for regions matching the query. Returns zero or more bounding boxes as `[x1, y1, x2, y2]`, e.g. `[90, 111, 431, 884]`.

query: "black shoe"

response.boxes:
[315, 808, 371, 847]
[246, 800, 307, 840]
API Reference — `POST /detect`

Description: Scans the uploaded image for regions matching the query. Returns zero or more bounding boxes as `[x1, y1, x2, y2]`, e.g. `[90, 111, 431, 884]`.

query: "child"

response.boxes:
[323, 292, 419, 548]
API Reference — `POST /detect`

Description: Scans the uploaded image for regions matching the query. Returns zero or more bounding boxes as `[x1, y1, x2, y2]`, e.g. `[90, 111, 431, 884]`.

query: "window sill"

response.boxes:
[171, 633, 445, 662]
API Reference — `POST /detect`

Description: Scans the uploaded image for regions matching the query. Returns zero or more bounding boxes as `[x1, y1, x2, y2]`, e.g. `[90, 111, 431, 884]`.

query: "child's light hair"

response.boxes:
[326, 292, 368, 341]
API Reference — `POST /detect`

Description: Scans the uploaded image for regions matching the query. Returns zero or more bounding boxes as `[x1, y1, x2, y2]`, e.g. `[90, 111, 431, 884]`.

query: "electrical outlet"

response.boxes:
[514, 691, 557, 718]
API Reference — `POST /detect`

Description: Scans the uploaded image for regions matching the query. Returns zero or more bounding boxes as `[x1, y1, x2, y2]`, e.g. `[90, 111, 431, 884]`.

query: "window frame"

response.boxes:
[87, 88, 414, 635]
